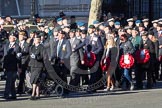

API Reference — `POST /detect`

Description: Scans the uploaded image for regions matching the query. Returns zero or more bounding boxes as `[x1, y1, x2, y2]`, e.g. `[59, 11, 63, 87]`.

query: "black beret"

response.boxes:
[81, 30, 87, 34]
[69, 29, 76, 33]
[89, 25, 95, 29]
[148, 31, 154, 36]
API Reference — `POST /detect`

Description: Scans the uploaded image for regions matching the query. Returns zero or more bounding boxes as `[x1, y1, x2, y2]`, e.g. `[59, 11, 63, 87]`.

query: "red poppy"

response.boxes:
[120, 54, 134, 69]
[83, 52, 96, 67]
[100, 57, 110, 72]
[135, 49, 150, 64]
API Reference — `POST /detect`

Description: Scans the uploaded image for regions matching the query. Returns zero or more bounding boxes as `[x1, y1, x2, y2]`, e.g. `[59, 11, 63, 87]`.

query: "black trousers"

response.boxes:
[136, 64, 152, 89]
[4, 71, 17, 98]
[17, 65, 27, 93]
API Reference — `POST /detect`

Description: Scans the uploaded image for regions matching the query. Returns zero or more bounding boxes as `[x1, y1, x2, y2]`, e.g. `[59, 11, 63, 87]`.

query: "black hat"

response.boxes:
[81, 30, 87, 34]
[69, 29, 76, 33]
[89, 25, 95, 29]
[148, 31, 154, 36]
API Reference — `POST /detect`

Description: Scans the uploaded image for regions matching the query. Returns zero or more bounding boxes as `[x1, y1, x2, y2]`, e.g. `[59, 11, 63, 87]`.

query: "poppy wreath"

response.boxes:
[119, 54, 134, 69]
[135, 49, 150, 64]
[83, 52, 96, 68]
[159, 56, 162, 61]
[100, 57, 110, 72]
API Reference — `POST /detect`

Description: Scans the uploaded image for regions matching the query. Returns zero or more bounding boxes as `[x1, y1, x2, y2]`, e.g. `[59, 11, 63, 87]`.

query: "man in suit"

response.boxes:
[74, 25, 103, 92]
[53, 30, 72, 95]
[17, 31, 29, 94]
[136, 31, 155, 89]
[69, 29, 84, 86]
[3, 32, 21, 100]
[74, 25, 103, 59]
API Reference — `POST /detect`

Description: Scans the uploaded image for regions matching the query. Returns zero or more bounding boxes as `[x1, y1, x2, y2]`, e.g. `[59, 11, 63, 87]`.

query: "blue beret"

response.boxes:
[115, 21, 120, 25]
[77, 22, 85, 27]
[135, 20, 141, 24]
[57, 18, 62, 22]
[93, 20, 99, 24]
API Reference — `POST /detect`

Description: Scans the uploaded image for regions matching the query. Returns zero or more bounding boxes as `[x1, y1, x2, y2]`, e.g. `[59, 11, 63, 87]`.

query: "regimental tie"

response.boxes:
[70, 38, 75, 46]
[57, 41, 62, 57]
[9, 43, 14, 48]
[19, 42, 23, 49]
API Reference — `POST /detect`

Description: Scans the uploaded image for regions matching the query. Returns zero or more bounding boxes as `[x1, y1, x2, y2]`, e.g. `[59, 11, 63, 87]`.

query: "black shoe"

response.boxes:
[30, 96, 36, 100]
[3, 96, 10, 100]
[35, 96, 40, 100]
[9, 96, 17, 100]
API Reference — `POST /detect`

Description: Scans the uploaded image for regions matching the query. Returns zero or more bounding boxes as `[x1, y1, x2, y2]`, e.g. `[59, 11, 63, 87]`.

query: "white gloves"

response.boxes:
[30, 53, 36, 59]
[17, 53, 22, 58]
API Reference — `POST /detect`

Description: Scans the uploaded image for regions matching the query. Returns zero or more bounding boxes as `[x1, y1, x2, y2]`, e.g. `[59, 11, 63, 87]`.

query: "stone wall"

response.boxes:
[0, 0, 90, 17]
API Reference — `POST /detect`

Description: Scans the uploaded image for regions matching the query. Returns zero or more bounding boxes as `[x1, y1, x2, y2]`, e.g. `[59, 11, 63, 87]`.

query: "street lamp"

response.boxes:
[30, 0, 36, 20]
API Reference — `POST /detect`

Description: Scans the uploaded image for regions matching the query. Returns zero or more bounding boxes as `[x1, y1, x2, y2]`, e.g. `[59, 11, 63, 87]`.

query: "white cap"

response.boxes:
[127, 18, 133, 22]
[142, 18, 149, 22]
[107, 18, 114, 22]
[152, 20, 158, 23]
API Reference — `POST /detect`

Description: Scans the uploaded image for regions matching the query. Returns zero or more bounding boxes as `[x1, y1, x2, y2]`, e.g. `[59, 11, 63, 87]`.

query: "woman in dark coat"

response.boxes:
[101, 36, 119, 91]
[148, 32, 159, 82]
[29, 35, 44, 100]
[119, 34, 135, 90]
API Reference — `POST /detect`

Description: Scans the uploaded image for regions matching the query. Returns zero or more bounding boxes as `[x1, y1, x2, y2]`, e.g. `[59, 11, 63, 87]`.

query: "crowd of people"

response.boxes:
[0, 13, 162, 101]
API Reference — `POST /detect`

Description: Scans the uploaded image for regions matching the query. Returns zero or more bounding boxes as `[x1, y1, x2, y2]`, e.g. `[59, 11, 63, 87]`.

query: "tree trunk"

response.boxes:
[88, 0, 103, 26]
